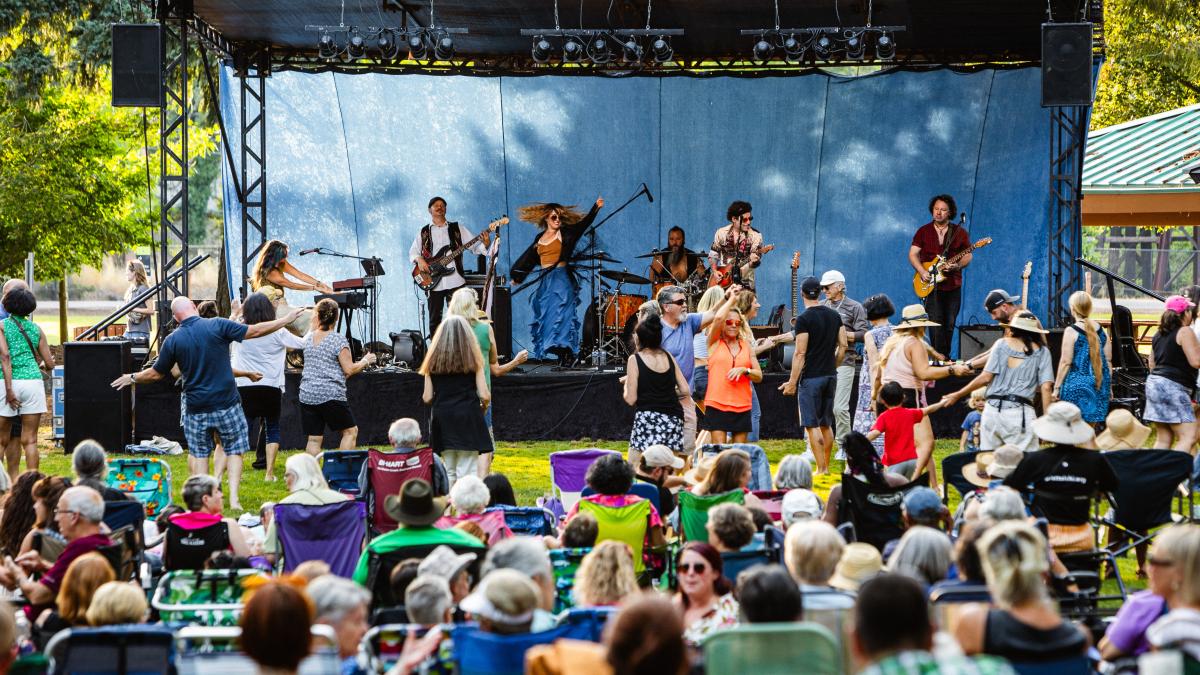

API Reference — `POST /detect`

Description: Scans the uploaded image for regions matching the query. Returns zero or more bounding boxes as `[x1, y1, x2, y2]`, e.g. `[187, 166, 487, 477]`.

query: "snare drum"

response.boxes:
[602, 293, 648, 331]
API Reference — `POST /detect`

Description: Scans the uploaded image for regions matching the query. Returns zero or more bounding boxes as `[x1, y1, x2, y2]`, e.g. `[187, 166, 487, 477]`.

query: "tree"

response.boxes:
[1092, 0, 1200, 129]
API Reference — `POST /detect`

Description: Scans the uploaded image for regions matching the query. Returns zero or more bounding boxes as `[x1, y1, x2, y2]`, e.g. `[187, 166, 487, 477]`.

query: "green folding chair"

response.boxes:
[677, 489, 744, 543]
[702, 622, 843, 675]
[577, 498, 652, 573]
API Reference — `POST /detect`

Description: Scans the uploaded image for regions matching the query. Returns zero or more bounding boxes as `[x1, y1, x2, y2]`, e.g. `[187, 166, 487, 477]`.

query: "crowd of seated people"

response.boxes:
[0, 394, 1198, 675]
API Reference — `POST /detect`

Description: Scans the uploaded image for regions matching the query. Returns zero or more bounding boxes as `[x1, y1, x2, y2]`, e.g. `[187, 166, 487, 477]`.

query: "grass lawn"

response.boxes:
[33, 313, 110, 346]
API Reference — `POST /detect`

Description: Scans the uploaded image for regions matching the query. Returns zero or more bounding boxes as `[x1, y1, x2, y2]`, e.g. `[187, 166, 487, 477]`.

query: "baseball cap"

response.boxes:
[641, 445, 685, 470]
[782, 489, 822, 525]
[819, 270, 845, 287]
[801, 276, 822, 299]
[1165, 295, 1196, 313]
[984, 289, 1020, 312]
[459, 569, 539, 627]
[902, 487, 944, 521]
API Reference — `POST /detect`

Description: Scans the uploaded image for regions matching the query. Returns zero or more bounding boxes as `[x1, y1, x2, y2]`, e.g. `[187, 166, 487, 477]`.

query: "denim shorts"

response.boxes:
[797, 375, 837, 429]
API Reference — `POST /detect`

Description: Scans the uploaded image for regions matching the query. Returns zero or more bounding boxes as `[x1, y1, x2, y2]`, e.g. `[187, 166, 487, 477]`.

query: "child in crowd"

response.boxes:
[959, 389, 985, 453]
[867, 382, 943, 488]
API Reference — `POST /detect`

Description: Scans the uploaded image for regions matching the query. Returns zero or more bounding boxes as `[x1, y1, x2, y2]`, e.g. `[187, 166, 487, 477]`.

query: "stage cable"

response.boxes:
[330, 72, 363, 260]
[960, 69, 996, 328]
[807, 75, 832, 276]
[535, 369, 601, 439]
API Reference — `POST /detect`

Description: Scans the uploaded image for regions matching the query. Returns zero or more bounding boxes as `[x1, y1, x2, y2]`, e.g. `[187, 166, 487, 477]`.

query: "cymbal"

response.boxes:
[633, 247, 704, 259]
[599, 269, 652, 285]
[572, 251, 622, 264]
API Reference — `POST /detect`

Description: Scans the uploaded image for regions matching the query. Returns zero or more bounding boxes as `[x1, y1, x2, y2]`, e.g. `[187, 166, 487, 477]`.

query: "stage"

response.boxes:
[133, 368, 973, 449]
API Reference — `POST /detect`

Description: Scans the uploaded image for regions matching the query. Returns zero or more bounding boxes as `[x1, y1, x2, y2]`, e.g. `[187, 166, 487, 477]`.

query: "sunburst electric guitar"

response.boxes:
[912, 237, 993, 298]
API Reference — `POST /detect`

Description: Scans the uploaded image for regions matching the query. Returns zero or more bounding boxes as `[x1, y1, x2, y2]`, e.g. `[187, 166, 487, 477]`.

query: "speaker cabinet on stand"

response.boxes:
[1041, 22, 1094, 107]
[64, 341, 133, 453]
[111, 24, 163, 107]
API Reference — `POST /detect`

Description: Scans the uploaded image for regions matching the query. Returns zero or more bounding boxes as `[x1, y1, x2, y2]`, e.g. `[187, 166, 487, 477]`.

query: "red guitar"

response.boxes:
[709, 244, 775, 288]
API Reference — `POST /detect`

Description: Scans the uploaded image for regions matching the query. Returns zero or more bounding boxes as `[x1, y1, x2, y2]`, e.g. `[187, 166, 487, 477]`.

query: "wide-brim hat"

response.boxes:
[683, 456, 716, 486]
[1095, 408, 1151, 450]
[383, 479, 447, 527]
[418, 545, 478, 581]
[896, 304, 940, 328]
[961, 452, 996, 488]
[1001, 313, 1048, 335]
[1031, 401, 1095, 446]
[987, 445, 1024, 478]
[829, 543, 883, 592]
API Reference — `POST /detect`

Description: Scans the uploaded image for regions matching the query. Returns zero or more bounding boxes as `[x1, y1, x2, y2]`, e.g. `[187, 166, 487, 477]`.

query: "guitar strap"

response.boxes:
[419, 222, 464, 270]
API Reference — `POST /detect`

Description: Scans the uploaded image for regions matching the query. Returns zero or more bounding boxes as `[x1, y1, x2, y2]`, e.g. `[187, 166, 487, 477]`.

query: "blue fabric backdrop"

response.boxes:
[220, 68, 1051, 355]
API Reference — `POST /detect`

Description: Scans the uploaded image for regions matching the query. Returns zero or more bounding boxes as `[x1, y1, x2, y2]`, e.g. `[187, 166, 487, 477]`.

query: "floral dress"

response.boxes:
[682, 593, 739, 646]
[853, 324, 893, 455]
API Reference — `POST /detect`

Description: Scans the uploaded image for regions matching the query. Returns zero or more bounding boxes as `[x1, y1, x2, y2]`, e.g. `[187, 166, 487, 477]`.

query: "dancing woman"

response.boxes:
[510, 197, 604, 363]
[250, 240, 333, 333]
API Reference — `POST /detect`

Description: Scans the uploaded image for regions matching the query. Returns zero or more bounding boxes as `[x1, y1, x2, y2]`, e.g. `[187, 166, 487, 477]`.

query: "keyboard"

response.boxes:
[332, 277, 376, 291]
[314, 291, 367, 309]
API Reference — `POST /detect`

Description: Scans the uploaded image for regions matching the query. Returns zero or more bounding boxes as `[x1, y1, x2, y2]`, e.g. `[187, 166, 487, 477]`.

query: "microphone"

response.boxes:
[298, 248, 320, 256]
[641, 182, 655, 203]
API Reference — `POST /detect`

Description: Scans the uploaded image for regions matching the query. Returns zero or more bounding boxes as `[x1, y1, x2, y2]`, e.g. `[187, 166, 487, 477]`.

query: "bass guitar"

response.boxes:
[411, 217, 508, 291]
[1020, 261, 1032, 310]
[912, 237, 992, 298]
[709, 244, 775, 288]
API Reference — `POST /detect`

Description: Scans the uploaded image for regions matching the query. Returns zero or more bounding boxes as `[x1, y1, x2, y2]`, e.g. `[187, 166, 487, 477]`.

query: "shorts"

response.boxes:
[979, 401, 1038, 453]
[797, 375, 836, 429]
[700, 406, 752, 433]
[0, 380, 47, 417]
[300, 399, 356, 436]
[183, 403, 249, 459]
[239, 385, 282, 420]
[1144, 374, 1196, 425]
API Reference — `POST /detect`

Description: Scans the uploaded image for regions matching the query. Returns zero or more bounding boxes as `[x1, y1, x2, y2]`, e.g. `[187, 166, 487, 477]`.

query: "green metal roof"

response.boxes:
[1084, 103, 1200, 194]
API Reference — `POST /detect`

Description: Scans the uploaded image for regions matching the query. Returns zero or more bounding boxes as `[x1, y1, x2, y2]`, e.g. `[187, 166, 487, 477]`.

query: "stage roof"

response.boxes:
[189, 0, 1099, 68]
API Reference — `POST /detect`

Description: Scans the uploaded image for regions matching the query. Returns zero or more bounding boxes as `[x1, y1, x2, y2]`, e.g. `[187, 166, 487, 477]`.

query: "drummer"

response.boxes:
[650, 227, 706, 286]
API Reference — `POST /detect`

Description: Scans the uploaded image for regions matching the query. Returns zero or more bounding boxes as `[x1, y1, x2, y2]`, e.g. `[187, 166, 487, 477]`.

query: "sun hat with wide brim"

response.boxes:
[1031, 400, 1095, 446]
[1000, 313, 1049, 335]
[1094, 407, 1152, 450]
[683, 456, 716, 486]
[383, 479, 447, 527]
[896, 304, 940, 329]
[829, 543, 883, 592]
[961, 452, 996, 488]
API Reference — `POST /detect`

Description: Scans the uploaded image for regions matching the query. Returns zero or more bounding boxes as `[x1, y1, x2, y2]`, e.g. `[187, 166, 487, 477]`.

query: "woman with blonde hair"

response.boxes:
[954, 520, 1087, 663]
[298, 298, 375, 456]
[250, 239, 333, 334]
[123, 260, 153, 343]
[262, 453, 349, 564]
[447, 287, 528, 476]
[421, 315, 492, 485]
[1053, 291, 1111, 424]
[86, 581, 149, 626]
[573, 540, 638, 607]
[509, 197, 604, 364]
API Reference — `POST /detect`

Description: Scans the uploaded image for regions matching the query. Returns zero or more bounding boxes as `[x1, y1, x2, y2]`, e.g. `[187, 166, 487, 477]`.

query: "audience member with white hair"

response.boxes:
[774, 454, 815, 491]
[887, 526, 953, 587]
[785, 520, 854, 609]
[262, 453, 349, 564]
[308, 575, 372, 670]
[70, 440, 129, 502]
[405, 574, 454, 626]
[357, 418, 450, 496]
[449, 475, 490, 515]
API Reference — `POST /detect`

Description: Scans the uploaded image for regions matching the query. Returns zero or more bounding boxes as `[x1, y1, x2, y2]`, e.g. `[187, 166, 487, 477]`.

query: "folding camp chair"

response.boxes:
[364, 543, 484, 609]
[721, 548, 773, 583]
[435, 510, 512, 546]
[678, 489, 745, 542]
[929, 583, 992, 632]
[450, 618, 610, 675]
[364, 447, 436, 535]
[544, 448, 621, 519]
[45, 625, 175, 675]
[549, 547, 591, 612]
[151, 569, 266, 627]
[496, 505, 556, 537]
[106, 457, 172, 516]
[319, 449, 369, 497]
[1100, 449, 1193, 560]
[364, 624, 452, 675]
[274, 500, 367, 577]
[751, 490, 787, 522]
[163, 519, 231, 571]
[103, 500, 146, 582]
[174, 624, 340, 675]
[695, 443, 772, 491]
[581, 482, 662, 514]
[577, 498, 653, 574]
[836, 473, 929, 551]
[702, 622, 841, 675]
[1009, 656, 1092, 675]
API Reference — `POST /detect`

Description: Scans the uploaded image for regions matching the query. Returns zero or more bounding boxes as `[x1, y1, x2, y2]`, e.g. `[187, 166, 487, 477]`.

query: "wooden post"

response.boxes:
[58, 279, 67, 346]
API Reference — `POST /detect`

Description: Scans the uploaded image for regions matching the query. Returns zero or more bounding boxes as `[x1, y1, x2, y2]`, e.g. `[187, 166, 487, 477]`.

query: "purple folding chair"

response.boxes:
[540, 449, 621, 521]
[275, 500, 367, 578]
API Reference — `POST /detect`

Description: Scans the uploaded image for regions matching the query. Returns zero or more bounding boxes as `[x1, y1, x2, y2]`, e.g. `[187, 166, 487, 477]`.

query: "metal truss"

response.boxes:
[1047, 104, 1089, 325]
[237, 49, 269, 298]
[158, 3, 190, 340]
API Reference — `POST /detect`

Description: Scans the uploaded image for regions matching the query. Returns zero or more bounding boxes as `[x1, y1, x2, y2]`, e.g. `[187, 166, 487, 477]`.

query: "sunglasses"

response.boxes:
[725, 319, 742, 326]
[678, 562, 708, 575]
[663, 299, 687, 306]
[1148, 556, 1174, 567]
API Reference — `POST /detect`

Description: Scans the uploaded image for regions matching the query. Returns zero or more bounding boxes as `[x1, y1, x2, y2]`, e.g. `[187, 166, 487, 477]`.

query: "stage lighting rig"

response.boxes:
[622, 36, 643, 63]
[752, 36, 775, 62]
[518, 28, 682, 65]
[347, 32, 366, 58]
[741, 25, 903, 63]
[377, 30, 399, 59]
[306, 24, 468, 62]
[562, 36, 584, 62]
[783, 33, 806, 62]
[407, 33, 428, 60]
[588, 36, 612, 64]
[434, 33, 455, 60]
[651, 35, 673, 62]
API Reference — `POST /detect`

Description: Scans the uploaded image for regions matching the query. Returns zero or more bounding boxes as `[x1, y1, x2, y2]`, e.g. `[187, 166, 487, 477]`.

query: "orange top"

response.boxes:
[704, 337, 753, 412]
[537, 235, 563, 268]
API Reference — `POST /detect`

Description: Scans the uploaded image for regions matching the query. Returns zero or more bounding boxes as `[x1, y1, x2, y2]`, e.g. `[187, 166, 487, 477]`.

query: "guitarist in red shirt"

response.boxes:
[409, 196, 492, 337]
[908, 194, 972, 358]
[709, 200, 770, 290]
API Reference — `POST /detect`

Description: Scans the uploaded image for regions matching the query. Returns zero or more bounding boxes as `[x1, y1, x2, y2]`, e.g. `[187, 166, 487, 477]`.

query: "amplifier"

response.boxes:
[958, 325, 1004, 362]
[462, 279, 512, 359]
[64, 341, 132, 452]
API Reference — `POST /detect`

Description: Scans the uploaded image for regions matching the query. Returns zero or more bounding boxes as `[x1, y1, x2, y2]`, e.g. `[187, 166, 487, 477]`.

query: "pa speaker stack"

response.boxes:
[64, 341, 133, 453]
[1041, 23, 1094, 107]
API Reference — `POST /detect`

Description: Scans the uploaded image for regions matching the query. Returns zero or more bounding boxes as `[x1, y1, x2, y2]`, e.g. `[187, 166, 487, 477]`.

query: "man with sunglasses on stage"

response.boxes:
[709, 201, 764, 290]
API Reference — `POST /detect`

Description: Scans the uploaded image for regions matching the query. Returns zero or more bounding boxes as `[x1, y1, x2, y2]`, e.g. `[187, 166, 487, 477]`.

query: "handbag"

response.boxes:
[5, 317, 52, 397]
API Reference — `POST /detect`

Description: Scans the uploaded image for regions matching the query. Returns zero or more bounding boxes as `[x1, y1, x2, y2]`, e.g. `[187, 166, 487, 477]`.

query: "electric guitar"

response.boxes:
[709, 244, 775, 288]
[411, 217, 508, 291]
[912, 237, 993, 298]
[1020, 261, 1031, 310]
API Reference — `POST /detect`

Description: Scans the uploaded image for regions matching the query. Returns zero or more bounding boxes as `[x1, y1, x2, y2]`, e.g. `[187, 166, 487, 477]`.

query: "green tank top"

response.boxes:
[472, 320, 492, 389]
[4, 316, 41, 380]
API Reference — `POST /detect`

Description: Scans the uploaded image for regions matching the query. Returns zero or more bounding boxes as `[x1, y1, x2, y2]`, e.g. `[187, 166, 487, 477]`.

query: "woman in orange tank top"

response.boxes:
[701, 306, 761, 443]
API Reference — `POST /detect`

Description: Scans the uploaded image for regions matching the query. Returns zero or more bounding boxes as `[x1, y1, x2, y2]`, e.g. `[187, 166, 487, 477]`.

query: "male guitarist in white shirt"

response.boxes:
[409, 196, 491, 337]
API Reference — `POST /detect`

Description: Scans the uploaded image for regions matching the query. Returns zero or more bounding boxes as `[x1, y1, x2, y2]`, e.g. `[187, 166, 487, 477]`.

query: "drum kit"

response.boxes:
[579, 246, 709, 367]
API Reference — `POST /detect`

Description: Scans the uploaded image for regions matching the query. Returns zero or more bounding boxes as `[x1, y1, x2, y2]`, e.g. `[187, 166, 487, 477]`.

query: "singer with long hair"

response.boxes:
[907, 194, 972, 357]
[510, 197, 604, 364]
[250, 240, 333, 334]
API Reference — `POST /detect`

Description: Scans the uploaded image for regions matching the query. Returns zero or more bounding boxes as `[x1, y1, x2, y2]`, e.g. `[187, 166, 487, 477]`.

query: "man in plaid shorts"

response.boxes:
[113, 296, 302, 511]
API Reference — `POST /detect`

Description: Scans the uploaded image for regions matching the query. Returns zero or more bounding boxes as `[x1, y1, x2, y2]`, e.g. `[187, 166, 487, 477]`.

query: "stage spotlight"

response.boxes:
[347, 33, 366, 58]
[651, 35, 673, 62]
[783, 34, 804, 62]
[408, 32, 429, 60]
[563, 36, 584, 62]
[589, 36, 611, 63]
[876, 32, 896, 59]
[813, 32, 833, 58]
[434, 34, 455, 60]
[753, 36, 774, 61]
[318, 33, 338, 59]
[377, 30, 399, 59]
[532, 36, 552, 63]
[845, 33, 865, 60]
[622, 36, 642, 63]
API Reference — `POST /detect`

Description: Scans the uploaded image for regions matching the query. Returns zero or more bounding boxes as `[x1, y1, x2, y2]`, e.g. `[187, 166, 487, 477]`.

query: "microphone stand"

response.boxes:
[303, 248, 383, 355]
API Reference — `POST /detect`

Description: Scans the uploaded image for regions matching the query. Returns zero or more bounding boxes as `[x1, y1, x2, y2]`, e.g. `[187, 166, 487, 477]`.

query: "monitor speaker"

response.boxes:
[111, 24, 162, 107]
[64, 341, 133, 453]
[490, 287, 513, 359]
[958, 325, 1004, 362]
[1041, 22, 1093, 107]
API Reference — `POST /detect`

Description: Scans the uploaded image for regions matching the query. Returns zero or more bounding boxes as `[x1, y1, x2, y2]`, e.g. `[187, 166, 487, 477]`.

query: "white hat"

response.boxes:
[819, 270, 846, 287]
[782, 489, 822, 524]
[1032, 401, 1095, 446]
[417, 545, 477, 581]
[459, 569, 538, 627]
[641, 445, 685, 470]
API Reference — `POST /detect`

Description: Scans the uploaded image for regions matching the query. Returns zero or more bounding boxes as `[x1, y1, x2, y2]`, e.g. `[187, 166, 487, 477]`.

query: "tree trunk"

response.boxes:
[58, 279, 67, 345]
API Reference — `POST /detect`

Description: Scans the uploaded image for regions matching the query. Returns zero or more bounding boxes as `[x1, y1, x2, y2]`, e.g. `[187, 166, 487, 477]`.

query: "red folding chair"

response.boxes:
[366, 447, 435, 534]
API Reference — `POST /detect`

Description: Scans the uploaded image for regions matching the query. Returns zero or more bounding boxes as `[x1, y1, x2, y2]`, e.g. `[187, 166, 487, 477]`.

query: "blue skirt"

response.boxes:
[530, 266, 580, 360]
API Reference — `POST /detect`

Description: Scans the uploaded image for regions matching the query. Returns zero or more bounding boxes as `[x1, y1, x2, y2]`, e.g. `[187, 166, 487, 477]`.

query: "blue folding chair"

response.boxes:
[320, 449, 370, 497]
[450, 618, 608, 675]
[721, 549, 774, 583]
[496, 505, 556, 537]
[1010, 656, 1092, 675]
[45, 625, 175, 675]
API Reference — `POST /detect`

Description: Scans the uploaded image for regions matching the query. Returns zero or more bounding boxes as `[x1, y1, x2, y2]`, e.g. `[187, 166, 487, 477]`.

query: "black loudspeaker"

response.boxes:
[111, 24, 162, 107]
[1041, 23, 1093, 107]
[64, 341, 133, 453]
[489, 287, 513, 359]
[390, 331, 426, 369]
[958, 325, 1005, 362]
